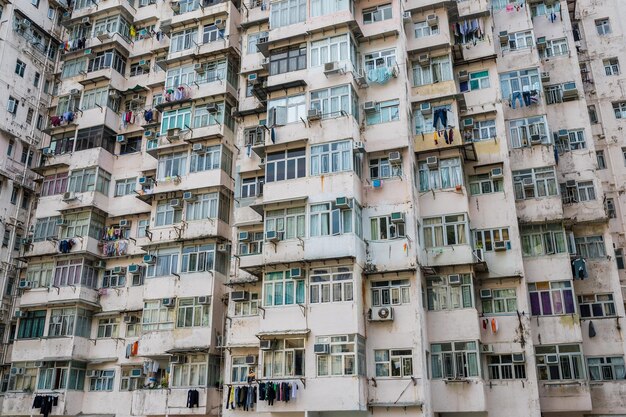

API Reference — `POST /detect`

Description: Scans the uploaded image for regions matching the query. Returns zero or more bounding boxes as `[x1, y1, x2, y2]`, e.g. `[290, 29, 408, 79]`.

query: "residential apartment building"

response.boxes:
[1, 0, 626, 416]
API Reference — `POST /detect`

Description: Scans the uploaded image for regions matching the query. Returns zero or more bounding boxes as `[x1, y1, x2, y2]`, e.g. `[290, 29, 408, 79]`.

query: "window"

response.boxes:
[418, 158, 462, 191]
[31, 0, 40, 7]
[364, 49, 396, 71]
[561, 180, 595, 204]
[129, 61, 150, 77]
[513, 167, 558, 200]
[96, 318, 119, 338]
[177, 297, 210, 328]
[59, 211, 105, 241]
[310, 34, 353, 67]
[37, 361, 83, 391]
[588, 357, 625, 381]
[423, 214, 468, 248]
[15, 60, 26, 77]
[26, 108, 34, 125]
[7, 139, 14, 156]
[536, 344, 584, 381]
[269, 45, 306, 75]
[520, 223, 566, 257]
[170, 28, 197, 53]
[310, 266, 353, 303]
[185, 192, 218, 221]
[241, 176, 264, 198]
[481, 287, 518, 315]
[605, 199, 617, 221]
[193, 103, 226, 130]
[157, 152, 187, 181]
[499, 68, 540, 101]
[233, 293, 259, 316]
[270, 0, 306, 28]
[247, 31, 268, 55]
[413, 56, 452, 86]
[595, 18, 611, 35]
[488, 355, 526, 380]
[232, 356, 255, 383]
[68, 167, 111, 195]
[120, 367, 144, 391]
[202, 23, 225, 44]
[262, 339, 304, 377]
[575, 235, 606, 258]
[33, 217, 60, 242]
[459, 70, 490, 92]
[363, 4, 391, 24]
[365, 99, 399, 125]
[120, 137, 142, 154]
[190, 145, 231, 173]
[146, 249, 179, 278]
[142, 299, 175, 330]
[115, 178, 136, 196]
[556, 129, 586, 153]
[165, 65, 196, 89]
[74, 126, 117, 154]
[310, 85, 357, 119]
[10, 186, 18, 204]
[263, 270, 305, 306]
[474, 228, 510, 252]
[597, 151, 607, 169]
[268, 94, 306, 125]
[102, 270, 126, 288]
[181, 243, 225, 274]
[160, 108, 192, 134]
[369, 156, 401, 180]
[61, 58, 87, 79]
[374, 349, 412, 377]
[316, 335, 365, 376]
[310, 200, 360, 238]
[578, 294, 616, 318]
[34, 72, 41, 87]
[468, 173, 504, 195]
[48, 307, 92, 337]
[17, 310, 46, 339]
[370, 214, 405, 240]
[7, 96, 18, 115]
[431, 341, 479, 379]
[604, 58, 620, 76]
[529, 281, 575, 316]
[371, 280, 410, 306]
[137, 219, 149, 238]
[8, 362, 38, 391]
[25, 262, 54, 288]
[540, 38, 568, 58]
[427, 275, 473, 311]
[265, 207, 305, 240]
[89, 370, 115, 391]
[507, 31, 533, 50]
[588, 105, 598, 124]
[87, 50, 127, 75]
[53, 259, 99, 288]
[265, 148, 305, 183]
[508, 116, 549, 148]
[414, 21, 439, 38]
[20, 147, 34, 166]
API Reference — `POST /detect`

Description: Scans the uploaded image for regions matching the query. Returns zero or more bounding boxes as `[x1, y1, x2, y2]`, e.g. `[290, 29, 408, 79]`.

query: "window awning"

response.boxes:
[88, 357, 118, 365]
[250, 195, 308, 216]
[256, 329, 310, 339]
[165, 347, 210, 354]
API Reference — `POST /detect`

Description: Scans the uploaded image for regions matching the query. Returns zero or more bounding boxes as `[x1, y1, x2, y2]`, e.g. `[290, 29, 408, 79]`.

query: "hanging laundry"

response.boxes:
[491, 318, 499, 334]
[589, 320, 596, 338]
[58, 239, 75, 254]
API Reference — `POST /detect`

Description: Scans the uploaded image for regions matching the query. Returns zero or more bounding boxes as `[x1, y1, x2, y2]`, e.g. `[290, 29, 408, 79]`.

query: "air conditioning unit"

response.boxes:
[167, 128, 181, 141]
[247, 73, 259, 84]
[123, 315, 138, 324]
[530, 134, 542, 144]
[95, 260, 106, 269]
[97, 31, 112, 41]
[183, 191, 196, 201]
[420, 102, 432, 115]
[170, 198, 182, 208]
[388, 151, 401, 164]
[557, 129, 569, 138]
[490, 168, 503, 179]
[62, 192, 77, 201]
[11, 367, 25, 375]
[170, 354, 183, 364]
[546, 354, 559, 364]
[363, 101, 378, 114]
[130, 369, 143, 377]
[42, 147, 54, 156]
[314, 344, 330, 354]
[139, 177, 153, 186]
[116, 135, 126, 143]
[290, 268, 304, 279]
[170, 1, 181, 11]
[162, 297, 176, 307]
[206, 103, 219, 113]
[265, 230, 280, 242]
[113, 266, 126, 274]
[448, 274, 461, 285]
[458, 70, 469, 81]
[522, 178, 534, 188]
[493, 240, 508, 251]
[214, 19, 226, 29]
[370, 306, 394, 321]
[119, 219, 131, 228]
[238, 231, 251, 241]
[479, 289, 492, 299]
[390, 212, 405, 223]
[194, 63, 205, 74]
[562, 82, 578, 99]
[335, 197, 352, 209]
[353, 142, 365, 152]
[138, 59, 150, 69]
[261, 57, 270, 68]
[81, 17, 91, 26]
[418, 53, 430, 66]
[197, 295, 211, 305]
[426, 156, 438, 168]
[191, 143, 204, 153]
[427, 14, 438, 26]
[143, 254, 156, 264]
[463, 118, 474, 127]
[541, 72, 550, 82]
[87, 370, 99, 378]
[402, 11, 411, 22]
[217, 244, 229, 252]
[260, 340, 274, 350]
[324, 61, 341, 75]
[231, 291, 249, 301]
[18, 280, 32, 289]
[34, 361, 46, 368]
[128, 264, 142, 274]
[14, 310, 26, 318]
[108, 90, 120, 98]
[474, 248, 484, 262]
[512, 353, 525, 363]
[481, 344, 494, 353]
[565, 179, 577, 187]
[498, 31, 509, 43]
[536, 36, 546, 50]
[307, 108, 322, 121]
[69, 88, 80, 96]
[245, 355, 257, 365]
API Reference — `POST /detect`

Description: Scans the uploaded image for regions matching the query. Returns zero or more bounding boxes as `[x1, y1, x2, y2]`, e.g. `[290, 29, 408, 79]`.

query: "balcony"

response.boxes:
[170, 0, 231, 29]
[260, 233, 366, 267]
[520, 253, 571, 283]
[149, 169, 233, 195]
[137, 327, 213, 357]
[420, 244, 476, 267]
[508, 143, 556, 171]
[192, 77, 238, 102]
[240, 0, 269, 26]
[226, 313, 261, 348]
[427, 309, 480, 342]
[141, 219, 232, 247]
[562, 198, 607, 225]
[418, 186, 470, 218]
[78, 66, 127, 91]
[267, 8, 358, 46]
[589, 381, 626, 415]
[529, 316, 583, 345]
[1, 391, 84, 417]
[11, 336, 92, 362]
[18, 285, 99, 308]
[515, 196, 564, 223]
[75, 106, 121, 130]
[68, 0, 136, 21]
[538, 381, 592, 413]
[130, 388, 221, 416]
[367, 378, 423, 408]
[431, 379, 486, 412]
